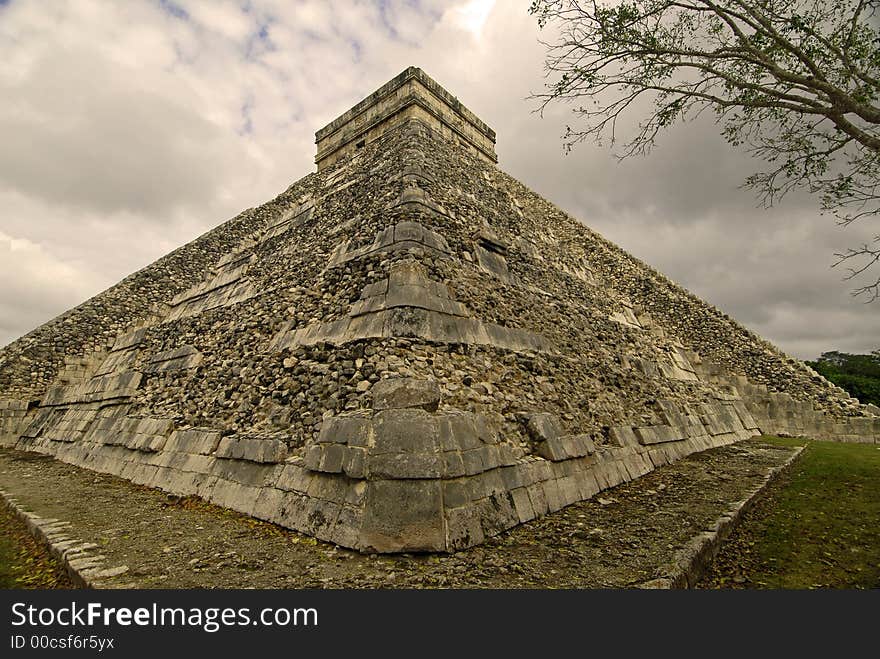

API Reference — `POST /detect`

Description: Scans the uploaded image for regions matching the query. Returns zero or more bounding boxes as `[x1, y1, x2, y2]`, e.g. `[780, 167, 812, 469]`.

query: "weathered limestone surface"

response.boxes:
[0, 67, 875, 553]
[270, 259, 551, 352]
[315, 66, 496, 170]
[0, 400, 29, 445]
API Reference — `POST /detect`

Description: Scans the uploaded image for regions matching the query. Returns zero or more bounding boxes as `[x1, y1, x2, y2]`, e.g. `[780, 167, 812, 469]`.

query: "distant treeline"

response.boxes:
[806, 351, 880, 407]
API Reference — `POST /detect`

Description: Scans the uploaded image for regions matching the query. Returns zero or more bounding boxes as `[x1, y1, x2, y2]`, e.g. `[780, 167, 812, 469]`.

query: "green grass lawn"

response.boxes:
[0, 529, 20, 587]
[702, 436, 880, 589]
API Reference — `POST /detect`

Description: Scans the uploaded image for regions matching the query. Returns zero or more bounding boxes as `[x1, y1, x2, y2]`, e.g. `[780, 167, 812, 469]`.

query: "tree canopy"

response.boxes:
[807, 350, 880, 405]
[530, 0, 880, 300]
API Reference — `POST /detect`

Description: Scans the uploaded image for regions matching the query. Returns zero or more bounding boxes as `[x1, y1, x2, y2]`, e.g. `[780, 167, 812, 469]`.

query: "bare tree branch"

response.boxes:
[529, 0, 880, 299]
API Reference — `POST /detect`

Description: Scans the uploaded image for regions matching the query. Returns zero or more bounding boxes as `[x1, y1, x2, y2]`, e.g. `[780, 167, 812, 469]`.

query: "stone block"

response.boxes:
[542, 478, 565, 512]
[318, 444, 345, 473]
[576, 471, 601, 500]
[211, 480, 259, 515]
[426, 311, 472, 344]
[634, 424, 680, 445]
[442, 478, 477, 509]
[306, 472, 349, 503]
[510, 487, 535, 523]
[538, 433, 595, 461]
[526, 412, 563, 442]
[442, 451, 465, 478]
[371, 378, 441, 412]
[251, 487, 285, 522]
[317, 415, 372, 446]
[326, 505, 362, 549]
[438, 413, 480, 451]
[275, 465, 313, 494]
[393, 221, 425, 244]
[373, 226, 395, 249]
[422, 229, 450, 253]
[231, 438, 287, 464]
[524, 459, 552, 483]
[349, 295, 386, 317]
[537, 437, 567, 461]
[474, 469, 505, 499]
[275, 492, 309, 530]
[557, 475, 580, 506]
[216, 437, 241, 459]
[525, 482, 548, 517]
[445, 506, 485, 550]
[479, 445, 499, 470]
[367, 452, 444, 479]
[461, 448, 485, 475]
[371, 409, 439, 454]
[474, 413, 501, 444]
[385, 284, 436, 309]
[360, 480, 445, 552]
[478, 492, 519, 535]
[359, 280, 388, 299]
[497, 444, 521, 466]
[165, 428, 220, 455]
[499, 465, 525, 490]
[344, 312, 387, 341]
[584, 435, 599, 454]
[474, 244, 511, 282]
[211, 459, 272, 487]
[304, 498, 342, 538]
[342, 447, 367, 479]
[303, 445, 323, 471]
[345, 481, 367, 506]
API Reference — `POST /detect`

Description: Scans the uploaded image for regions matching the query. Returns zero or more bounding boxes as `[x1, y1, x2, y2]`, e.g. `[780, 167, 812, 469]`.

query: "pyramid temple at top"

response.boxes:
[1, 67, 877, 552]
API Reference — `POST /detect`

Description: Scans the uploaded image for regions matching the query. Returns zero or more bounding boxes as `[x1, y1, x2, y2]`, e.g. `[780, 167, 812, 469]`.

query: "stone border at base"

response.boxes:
[0, 488, 131, 589]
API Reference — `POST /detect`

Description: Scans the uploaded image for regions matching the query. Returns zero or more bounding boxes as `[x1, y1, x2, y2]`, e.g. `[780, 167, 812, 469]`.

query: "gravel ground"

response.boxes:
[0, 439, 797, 588]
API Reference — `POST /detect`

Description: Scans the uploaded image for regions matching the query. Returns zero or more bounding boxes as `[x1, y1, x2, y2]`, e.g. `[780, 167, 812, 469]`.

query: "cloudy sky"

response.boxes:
[0, 0, 877, 359]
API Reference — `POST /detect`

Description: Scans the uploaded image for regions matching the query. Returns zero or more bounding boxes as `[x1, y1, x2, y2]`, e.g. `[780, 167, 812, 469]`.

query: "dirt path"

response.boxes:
[0, 439, 797, 588]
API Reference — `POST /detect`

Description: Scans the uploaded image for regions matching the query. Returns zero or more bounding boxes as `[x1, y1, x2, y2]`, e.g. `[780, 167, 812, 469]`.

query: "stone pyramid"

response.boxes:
[1, 67, 876, 553]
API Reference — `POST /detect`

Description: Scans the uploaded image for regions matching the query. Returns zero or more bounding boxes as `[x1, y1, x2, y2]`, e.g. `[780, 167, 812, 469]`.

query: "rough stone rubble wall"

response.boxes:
[0, 174, 315, 401]
[487, 172, 860, 420]
[0, 116, 875, 554]
[2, 375, 761, 553]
